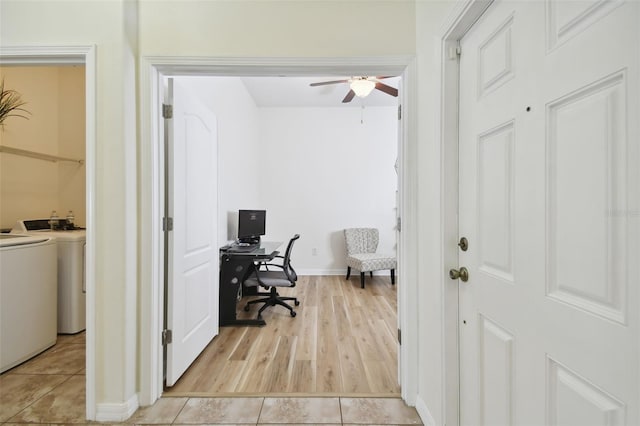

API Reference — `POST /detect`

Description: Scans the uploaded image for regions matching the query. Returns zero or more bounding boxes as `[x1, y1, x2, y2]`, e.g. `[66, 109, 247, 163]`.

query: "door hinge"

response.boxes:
[396, 216, 401, 232]
[397, 328, 402, 345]
[163, 217, 173, 231]
[397, 104, 402, 120]
[162, 329, 172, 345]
[448, 43, 461, 60]
[162, 103, 173, 119]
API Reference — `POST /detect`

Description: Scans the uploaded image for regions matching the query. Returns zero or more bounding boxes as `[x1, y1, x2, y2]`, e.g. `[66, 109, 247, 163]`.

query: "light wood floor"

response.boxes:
[164, 275, 399, 397]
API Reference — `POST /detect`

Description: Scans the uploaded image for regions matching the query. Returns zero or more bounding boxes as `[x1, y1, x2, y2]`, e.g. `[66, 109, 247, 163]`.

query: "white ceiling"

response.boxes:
[240, 76, 400, 108]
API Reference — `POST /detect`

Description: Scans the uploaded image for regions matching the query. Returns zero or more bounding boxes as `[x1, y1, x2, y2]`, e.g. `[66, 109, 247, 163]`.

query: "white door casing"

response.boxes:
[139, 57, 414, 407]
[458, 1, 638, 424]
[165, 78, 219, 386]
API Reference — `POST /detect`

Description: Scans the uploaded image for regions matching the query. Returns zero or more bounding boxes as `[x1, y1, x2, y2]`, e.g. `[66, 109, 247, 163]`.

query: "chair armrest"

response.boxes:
[257, 262, 285, 271]
[255, 255, 285, 271]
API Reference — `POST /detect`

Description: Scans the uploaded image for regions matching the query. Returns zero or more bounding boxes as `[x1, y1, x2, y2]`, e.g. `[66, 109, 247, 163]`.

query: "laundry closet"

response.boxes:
[0, 66, 86, 371]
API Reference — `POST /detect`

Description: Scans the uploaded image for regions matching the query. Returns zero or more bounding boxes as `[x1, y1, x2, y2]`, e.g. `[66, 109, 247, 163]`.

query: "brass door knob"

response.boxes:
[449, 267, 469, 282]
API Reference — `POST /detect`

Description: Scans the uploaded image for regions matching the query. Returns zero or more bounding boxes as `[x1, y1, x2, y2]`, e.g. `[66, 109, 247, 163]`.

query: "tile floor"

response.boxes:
[1, 332, 422, 425]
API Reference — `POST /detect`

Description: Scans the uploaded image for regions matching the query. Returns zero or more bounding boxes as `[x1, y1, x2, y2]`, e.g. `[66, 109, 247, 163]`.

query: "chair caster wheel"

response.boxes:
[290, 311, 296, 317]
[243, 305, 250, 312]
[294, 300, 300, 306]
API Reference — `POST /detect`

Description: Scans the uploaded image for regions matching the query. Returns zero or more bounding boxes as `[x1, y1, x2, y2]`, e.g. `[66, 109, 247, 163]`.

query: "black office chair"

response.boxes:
[243, 234, 301, 320]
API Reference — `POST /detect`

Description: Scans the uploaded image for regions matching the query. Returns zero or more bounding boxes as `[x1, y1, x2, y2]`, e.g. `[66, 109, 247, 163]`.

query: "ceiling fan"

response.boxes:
[310, 76, 398, 103]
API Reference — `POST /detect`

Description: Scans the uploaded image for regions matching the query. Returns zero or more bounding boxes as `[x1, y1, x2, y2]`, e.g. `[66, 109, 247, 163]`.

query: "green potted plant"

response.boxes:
[0, 78, 30, 127]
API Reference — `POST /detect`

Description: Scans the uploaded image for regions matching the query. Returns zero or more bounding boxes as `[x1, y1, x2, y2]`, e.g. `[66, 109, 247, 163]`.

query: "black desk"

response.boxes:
[219, 241, 283, 326]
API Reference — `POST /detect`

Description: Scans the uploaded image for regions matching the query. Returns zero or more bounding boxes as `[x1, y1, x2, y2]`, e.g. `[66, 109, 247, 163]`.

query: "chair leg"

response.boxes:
[391, 268, 396, 285]
[346, 266, 351, 280]
[360, 272, 365, 289]
[370, 271, 373, 278]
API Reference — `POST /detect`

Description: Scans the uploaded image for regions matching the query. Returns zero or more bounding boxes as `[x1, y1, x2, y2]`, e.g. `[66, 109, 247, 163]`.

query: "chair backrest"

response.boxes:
[282, 234, 300, 282]
[344, 228, 379, 255]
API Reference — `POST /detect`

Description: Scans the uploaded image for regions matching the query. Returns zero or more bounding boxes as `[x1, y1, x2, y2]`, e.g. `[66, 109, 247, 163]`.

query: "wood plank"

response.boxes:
[207, 360, 247, 393]
[302, 276, 319, 307]
[295, 306, 317, 361]
[228, 327, 261, 361]
[363, 359, 398, 394]
[263, 335, 297, 393]
[290, 359, 316, 392]
[349, 306, 382, 362]
[337, 334, 371, 393]
[235, 319, 282, 392]
[316, 288, 342, 393]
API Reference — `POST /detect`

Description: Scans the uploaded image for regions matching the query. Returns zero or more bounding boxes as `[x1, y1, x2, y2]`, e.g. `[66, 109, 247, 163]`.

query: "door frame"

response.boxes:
[438, 1, 494, 424]
[0, 45, 97, 419]
[138, 56, 418, 405]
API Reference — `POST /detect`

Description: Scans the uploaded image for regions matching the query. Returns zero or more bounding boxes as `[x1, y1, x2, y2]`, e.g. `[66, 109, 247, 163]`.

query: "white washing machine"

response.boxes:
[1, 234, 57, 372]
[12, 219, 86, 334]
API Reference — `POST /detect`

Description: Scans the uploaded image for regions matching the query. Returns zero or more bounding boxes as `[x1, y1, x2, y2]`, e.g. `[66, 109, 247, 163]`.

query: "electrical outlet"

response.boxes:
[312, 248, 318, 256]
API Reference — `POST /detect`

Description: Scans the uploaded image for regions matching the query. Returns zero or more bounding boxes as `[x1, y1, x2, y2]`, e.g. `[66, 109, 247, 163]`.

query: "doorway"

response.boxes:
[138, 57, 419, 406]
[0, 45, 97, 419]
[162, 74, 400, 394]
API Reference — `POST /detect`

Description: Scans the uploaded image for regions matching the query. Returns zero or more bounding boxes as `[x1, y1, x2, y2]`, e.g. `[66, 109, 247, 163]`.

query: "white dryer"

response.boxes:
[1, 234, 57, 372]
[12, 219, 86, 334]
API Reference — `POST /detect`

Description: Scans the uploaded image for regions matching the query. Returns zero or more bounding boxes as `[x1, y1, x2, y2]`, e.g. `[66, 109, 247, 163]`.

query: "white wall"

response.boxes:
[0, 66, 86, 230]
[139, 1, 415, 57]
[258, 106, 397, 274]
[1, 0, 139, 418]
[180, 77, 398, 273]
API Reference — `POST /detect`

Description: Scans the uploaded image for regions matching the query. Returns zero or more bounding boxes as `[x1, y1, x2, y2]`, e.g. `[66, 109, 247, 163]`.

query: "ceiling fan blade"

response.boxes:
[310, 79, 349, 87]
[375, 76, 394, 80]
[375, 82, 399, 97]
[342, 89, 356, 103]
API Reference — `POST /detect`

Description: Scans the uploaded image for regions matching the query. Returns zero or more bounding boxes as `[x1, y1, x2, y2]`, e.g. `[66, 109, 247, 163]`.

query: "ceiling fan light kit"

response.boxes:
[309, 76, 399, 104]
[350, 79, 376, 98]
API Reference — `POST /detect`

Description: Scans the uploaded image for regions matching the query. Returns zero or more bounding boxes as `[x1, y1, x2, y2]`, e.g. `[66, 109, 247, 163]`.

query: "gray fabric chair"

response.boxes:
[344, 228, 396, 289]
[243, 234, 300, 320]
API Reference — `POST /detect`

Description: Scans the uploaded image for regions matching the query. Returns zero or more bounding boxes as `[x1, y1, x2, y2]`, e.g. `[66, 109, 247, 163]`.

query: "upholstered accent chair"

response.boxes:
[344, 228, 396, 289]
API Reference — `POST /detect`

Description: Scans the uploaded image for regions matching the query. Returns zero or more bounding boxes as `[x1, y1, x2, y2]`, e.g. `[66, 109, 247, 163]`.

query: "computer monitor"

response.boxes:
[237, 209, 266, 244]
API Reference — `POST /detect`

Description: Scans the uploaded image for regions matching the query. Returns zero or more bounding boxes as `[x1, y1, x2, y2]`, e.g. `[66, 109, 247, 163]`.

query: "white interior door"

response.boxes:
[458, 0, 638, 424]
[165, 78, 219, 386]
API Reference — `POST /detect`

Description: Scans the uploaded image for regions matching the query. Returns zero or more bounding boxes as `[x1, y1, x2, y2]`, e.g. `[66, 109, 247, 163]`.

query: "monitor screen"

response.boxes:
[238, 209, 266, 240]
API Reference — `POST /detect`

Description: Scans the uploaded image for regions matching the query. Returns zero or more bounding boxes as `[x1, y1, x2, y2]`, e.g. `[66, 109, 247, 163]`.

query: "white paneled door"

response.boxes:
[458, 1, 638, 424]
[165, 78, 219, 386]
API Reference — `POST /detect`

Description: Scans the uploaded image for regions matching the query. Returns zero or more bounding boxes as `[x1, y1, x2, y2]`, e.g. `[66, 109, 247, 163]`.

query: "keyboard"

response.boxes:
[226, 243, 256, 253]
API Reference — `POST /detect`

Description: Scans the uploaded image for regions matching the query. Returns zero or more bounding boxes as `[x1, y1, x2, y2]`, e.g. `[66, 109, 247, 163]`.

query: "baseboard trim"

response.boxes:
[415, 395, 437, 426]
[297, 269, 395, 276]
[297, 269, 345, 276]
[95, 393, 139, 422]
